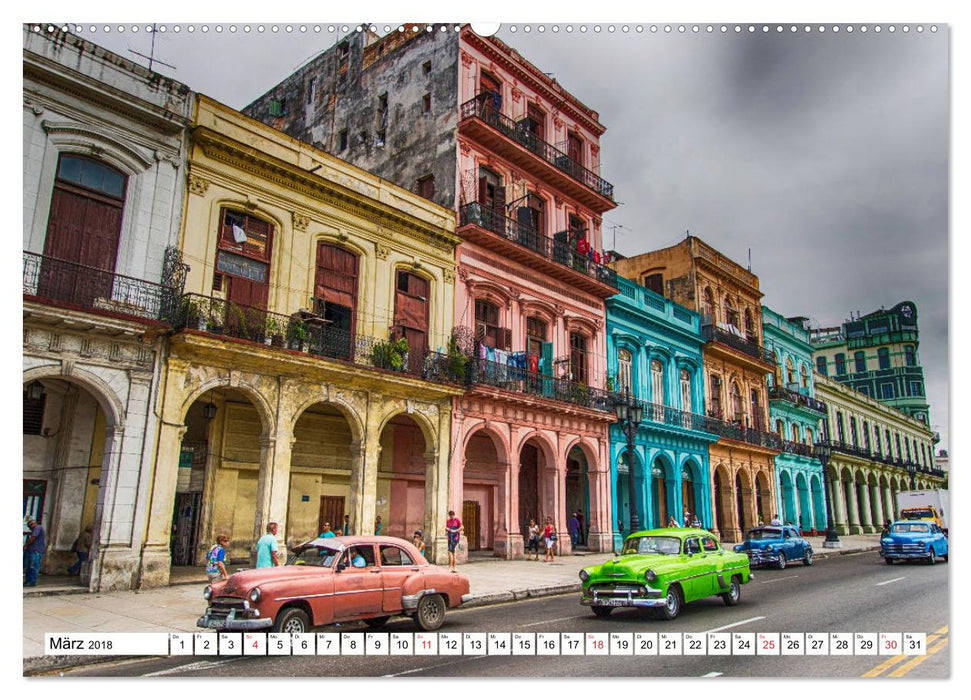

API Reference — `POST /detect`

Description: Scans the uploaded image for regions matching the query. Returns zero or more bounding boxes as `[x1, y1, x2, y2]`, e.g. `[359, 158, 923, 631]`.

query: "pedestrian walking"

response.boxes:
[342, 514, 351, 536]
[667, 515, 679, 528]
[412, 530, 426, 557]
[445, 510, 463, 572]
[68, 525, 93, 576]
[206, 534, 231, 582]
[568, 511, 580, 547]
[543, 516, 557, 563]
[770, 513, 782, 526]
[255, 522, 281, 568]
[691, 514, 702, 529]
[319, 522, 336, 538]
[24, 518, 46, 587]
[527, 518, 541, 561]
[576, 509, 585, 545]
[374, 515, 383, 535]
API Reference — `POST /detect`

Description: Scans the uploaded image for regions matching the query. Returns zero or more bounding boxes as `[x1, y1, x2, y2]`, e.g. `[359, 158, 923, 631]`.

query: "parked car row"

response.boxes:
[197, 520, 948, 631]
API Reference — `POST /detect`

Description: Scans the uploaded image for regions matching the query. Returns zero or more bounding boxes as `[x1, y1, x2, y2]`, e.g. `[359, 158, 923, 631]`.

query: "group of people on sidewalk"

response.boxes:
[23, 517, 92, 587]
[525, 516, 561, 563]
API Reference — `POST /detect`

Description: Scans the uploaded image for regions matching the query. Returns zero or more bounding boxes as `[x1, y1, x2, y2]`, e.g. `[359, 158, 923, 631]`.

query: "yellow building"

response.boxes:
[138, 96, 462, 586]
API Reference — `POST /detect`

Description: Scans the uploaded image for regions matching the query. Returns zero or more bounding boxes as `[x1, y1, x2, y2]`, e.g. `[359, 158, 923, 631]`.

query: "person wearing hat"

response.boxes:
[412, 529, 426, 557]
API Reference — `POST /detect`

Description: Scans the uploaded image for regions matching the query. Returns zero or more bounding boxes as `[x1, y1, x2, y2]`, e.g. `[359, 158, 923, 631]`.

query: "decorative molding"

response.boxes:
[591, 144, 600, 157]
[292, 212, 311, 231]
[511, 86, 523, 102]
[442, 269, 456, 284]
[460, 51, 474, 68]
[376, 243, 391, 260]
[553, 116, 563, 130]
[187, 173, 210, 196]
[458, 140, 471, 157]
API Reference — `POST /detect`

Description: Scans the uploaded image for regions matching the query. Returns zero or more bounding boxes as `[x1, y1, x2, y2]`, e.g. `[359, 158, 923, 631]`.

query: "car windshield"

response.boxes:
[289, 541, 342, 567]
[902, 508, 934, 520]
[891, 523, 930, 534]
[622, 536, 681, 555]
[747, 528, 782, 540]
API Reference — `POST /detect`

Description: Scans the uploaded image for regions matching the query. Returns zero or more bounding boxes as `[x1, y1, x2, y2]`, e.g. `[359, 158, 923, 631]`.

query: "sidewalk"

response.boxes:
[22, 534, 882, 671]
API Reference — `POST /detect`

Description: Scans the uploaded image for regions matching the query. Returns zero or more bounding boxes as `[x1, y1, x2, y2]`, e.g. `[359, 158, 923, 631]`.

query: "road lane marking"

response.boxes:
[758, 575, 799, 584]
[520, 615, 585, 628]
[861, 627, 948, 677]
[142, 658, 241, 677]
[875, 577, 906, 586]
[701, 672, 723, 677]
[704, 616, 766, 633]
[382, 655, 488, 677]
[887, 637, 948, 677]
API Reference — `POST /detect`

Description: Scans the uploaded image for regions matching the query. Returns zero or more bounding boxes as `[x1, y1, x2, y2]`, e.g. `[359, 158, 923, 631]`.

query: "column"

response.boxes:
[554, 451, 572, 556]
[858, 480, 874, 533]
[829, 470, 848, 535]
[88, 426, 126, 592]
[845, 478, 862, 535]
[883, 484, 895, 522]
[425, 403, 452, 566]
[138, 421, 186, 588]
[871, 483, 885, 530]
[585, 439, 612, 553]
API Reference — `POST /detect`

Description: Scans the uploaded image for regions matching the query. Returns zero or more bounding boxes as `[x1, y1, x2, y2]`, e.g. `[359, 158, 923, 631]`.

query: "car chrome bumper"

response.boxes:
[581, 587, 666, 608]
[746, 552, 781, 566]
[197, 608, 273, 631]
[881, 550, 930, 560]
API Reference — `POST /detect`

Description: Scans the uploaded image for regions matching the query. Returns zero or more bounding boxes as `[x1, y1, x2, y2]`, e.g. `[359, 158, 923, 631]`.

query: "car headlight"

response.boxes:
[733, 545, 744, 552]
[249, 587, 262, 603]
[645, 569, 658, 583]
[579, 569, 590, 582]
[203, 585, 212, 601]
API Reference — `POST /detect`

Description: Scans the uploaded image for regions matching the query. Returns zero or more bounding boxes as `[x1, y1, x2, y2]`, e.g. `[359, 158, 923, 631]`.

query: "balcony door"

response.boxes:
[315, 243, 359, 359]
[217, 209, 273, 310]
[41, 155, 126, 305]
[394, 270, 429, 373]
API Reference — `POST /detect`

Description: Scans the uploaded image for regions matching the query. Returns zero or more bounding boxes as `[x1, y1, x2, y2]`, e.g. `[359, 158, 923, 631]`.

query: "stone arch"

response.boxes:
[289, 393, 365, 445]
[375, 406, 440, 457]
[780, 469, 797, 525]
[23, 365, 125, 429]
[179, 375, 275, 436]
[462, 422, 511, 466]
[735, 466, 755, 531]
[44, 123, 154, 175]
[679, 456, 705, 526]
[515, 430, 558, 468]
[564, 436, 599, 470]
[794, 471, 812, 531]
[712, 462, 735, 538]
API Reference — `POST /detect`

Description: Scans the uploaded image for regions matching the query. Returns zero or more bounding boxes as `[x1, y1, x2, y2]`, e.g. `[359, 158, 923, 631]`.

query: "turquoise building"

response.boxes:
[762, 307, 828, 533]
[606, 276, 719, 549]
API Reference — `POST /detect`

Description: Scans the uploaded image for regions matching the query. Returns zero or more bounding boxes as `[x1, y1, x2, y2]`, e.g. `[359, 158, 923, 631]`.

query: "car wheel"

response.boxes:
[272, 607, 310, 634]
[365, 616, 390, 629]
[884, 557, 894, 565]
[413, 593, 447, 631]
[777, 551, 787, 570]
[721, 576, 741, 606]
[658, 585, 683, 620]
[927, 550, 936, 565]
[591, 606, 613, 618]
[942, 552, 948, 562]
[803, 549, 814, 566]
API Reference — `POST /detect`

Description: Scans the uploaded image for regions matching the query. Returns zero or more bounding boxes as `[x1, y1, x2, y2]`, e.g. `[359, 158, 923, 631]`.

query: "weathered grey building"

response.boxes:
[244, 26, 459, 209]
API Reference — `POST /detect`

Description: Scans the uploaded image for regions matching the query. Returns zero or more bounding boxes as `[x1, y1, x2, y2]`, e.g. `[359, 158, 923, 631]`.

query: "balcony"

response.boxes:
[176, 294, 465, 384]
[701, 322, 776, 370]
[637, 401, 718, 436]
[468, 356, 615, 413]
[779, 440, 816, 458]
[23, 251, 178, 323]
[704, 413, 782, 451]
[457, 203, 618, 297]
[767, 386, 827, 415]
[458, 95, 615, 212]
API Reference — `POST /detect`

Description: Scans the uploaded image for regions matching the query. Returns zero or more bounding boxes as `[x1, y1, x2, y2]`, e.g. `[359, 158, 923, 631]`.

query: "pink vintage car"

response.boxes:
[197, 536, 471, 634]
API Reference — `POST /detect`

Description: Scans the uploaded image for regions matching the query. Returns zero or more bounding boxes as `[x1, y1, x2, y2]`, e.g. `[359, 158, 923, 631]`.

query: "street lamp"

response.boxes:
[813, 442, 841, 549]
[907, 462, 916, 491]
[614, 388, 643, 534]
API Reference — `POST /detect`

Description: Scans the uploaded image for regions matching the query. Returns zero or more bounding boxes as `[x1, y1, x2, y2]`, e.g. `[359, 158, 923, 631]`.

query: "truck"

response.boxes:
[895, 490, 949, 535]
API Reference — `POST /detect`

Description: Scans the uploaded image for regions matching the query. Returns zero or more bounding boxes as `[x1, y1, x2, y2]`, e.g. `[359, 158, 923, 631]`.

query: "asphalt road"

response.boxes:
[51, 551, 949, 679]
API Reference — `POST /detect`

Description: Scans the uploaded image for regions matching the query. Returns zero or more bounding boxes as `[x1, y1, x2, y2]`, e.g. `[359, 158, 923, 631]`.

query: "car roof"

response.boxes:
[625, 528, 715, 539]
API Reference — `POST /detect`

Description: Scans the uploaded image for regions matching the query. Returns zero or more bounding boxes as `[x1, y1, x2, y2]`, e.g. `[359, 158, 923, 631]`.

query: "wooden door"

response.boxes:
[315, 244, 359, 358]
[395, 271, 429, 373]
[463, 500, 480, 551]
[318, 495, 346, 536]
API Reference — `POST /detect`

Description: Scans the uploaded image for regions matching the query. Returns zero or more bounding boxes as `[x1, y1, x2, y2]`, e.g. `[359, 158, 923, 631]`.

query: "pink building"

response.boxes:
[452, 30, 619, 559]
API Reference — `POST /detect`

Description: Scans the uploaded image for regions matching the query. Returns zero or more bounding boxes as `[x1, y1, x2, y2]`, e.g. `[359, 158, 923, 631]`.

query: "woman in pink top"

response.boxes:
[543, 516, 557, 563]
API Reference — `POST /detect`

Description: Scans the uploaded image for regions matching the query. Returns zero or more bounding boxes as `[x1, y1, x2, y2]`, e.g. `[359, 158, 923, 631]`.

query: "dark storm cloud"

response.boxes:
[89, 24, 949, 447]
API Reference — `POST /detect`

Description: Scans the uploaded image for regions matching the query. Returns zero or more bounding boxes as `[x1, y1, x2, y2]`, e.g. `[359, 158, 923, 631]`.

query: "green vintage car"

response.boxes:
[579, 528, 753, 620]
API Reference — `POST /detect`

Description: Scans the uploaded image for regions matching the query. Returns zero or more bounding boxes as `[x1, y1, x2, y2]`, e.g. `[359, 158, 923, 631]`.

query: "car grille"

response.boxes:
[884, 543, 926, 554]
[208, 597, 249, 620]
[590, 583, 646, 598]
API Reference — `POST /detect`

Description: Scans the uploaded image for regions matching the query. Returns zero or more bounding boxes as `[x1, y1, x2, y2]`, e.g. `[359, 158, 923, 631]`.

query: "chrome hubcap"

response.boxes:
[666, 594, 677, 613]
[283, 618, 305, 634]
[421, 598, 442, 623]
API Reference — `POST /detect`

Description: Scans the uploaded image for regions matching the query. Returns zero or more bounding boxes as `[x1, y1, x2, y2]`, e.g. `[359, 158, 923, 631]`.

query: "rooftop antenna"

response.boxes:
[748, 248, 752, 272]
[128, 24, 176, 72]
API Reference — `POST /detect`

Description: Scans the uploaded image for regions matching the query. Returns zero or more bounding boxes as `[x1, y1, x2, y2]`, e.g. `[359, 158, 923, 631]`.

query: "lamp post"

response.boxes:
[814, 442, 841, 548]
[614, 388, 643, 534]
[908, 462, 917, 491]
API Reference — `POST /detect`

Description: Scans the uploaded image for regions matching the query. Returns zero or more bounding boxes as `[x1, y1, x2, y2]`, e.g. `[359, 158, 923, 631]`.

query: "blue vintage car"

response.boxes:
[881, 520, 949, 565]
[733, 525, 813, 569]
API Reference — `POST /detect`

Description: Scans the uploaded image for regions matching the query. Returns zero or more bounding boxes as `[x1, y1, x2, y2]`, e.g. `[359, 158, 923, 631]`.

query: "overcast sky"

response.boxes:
[87, 22, 949, 449]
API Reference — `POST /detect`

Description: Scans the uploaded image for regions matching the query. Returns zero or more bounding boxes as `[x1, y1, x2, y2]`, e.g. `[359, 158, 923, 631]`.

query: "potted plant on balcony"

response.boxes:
[264, 317, 284, 347]
[180, 297, 207, 331]
[287, 320, 308, 352]
[446, 334, 468, 383]
[372, 335, 409, 371]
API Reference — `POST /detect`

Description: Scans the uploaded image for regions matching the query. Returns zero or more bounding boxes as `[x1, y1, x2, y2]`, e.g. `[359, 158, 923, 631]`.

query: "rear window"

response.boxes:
[747, 528, 782, 540]
[891, 523, 930, 534]
[380, 546, 414, 567]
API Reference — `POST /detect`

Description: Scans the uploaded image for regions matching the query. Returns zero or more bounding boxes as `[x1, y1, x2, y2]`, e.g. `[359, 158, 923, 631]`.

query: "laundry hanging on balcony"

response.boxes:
[232, 223, 247, 244]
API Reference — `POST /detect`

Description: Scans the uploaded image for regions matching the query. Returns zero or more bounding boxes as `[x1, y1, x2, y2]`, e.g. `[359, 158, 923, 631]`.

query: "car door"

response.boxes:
[379, 544, 418, 613]
[680, 537, 712, 601]
[781, 528, 797, 560]
[332, 544, 384, 620]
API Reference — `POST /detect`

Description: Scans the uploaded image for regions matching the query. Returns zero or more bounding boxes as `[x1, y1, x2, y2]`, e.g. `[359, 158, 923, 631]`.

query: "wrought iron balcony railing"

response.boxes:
[701, 323, 775, 365]
[703, 414, 783, 450]
[176, 294, 465, 384]
[767, 385, 828, 414]
[780, 440, 816, 458]
[636, 401, 716, 434]
[468, 356, 614, 413]
[460, 95, 615, 200]
[459, 203, 618, 289]
[23, 251, 178, 322]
